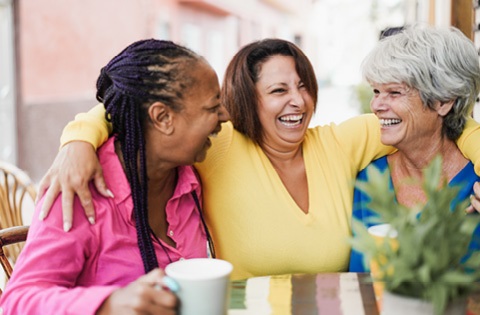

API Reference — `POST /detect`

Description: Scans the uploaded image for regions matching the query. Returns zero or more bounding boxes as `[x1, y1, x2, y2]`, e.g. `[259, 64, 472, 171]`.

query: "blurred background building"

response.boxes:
[0, 0, 478, 182]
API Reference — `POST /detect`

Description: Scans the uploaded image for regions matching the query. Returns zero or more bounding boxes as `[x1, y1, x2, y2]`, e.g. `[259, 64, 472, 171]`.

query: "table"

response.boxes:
[228, 273, 378, 315]
[228, 273, 480, 315]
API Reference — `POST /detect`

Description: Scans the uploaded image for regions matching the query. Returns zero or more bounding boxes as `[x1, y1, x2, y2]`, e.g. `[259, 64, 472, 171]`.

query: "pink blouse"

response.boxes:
[0, 137, 208, 315]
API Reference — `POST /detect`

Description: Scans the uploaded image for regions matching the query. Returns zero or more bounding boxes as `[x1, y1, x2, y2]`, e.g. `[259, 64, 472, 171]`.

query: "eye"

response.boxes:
[208, 105, 221, 113]
[389, 91, 402, 96]
[271, 88, 286, 94]
[298, 82, 306, 90]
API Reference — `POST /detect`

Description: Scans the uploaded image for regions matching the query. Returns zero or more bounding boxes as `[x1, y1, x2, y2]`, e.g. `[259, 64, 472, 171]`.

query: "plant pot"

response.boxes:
[381, 290, 467, 315]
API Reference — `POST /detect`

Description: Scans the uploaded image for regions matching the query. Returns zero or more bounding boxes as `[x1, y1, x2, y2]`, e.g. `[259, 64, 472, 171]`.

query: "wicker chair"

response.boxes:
[0, 161, 36, 263]
[0, 225, 29, 293]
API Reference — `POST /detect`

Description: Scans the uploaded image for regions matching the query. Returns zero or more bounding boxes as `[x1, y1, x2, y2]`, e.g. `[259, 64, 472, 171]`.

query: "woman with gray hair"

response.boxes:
[32, 34, 480, 280]
[349, 24, 480, 271]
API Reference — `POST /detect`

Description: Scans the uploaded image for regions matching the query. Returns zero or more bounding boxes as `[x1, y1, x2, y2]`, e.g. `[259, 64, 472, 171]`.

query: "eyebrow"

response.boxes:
[202, 94, 221, 109]
[383, 83, 407, 89]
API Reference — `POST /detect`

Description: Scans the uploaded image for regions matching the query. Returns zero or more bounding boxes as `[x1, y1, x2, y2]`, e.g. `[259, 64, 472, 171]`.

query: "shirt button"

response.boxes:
[179, 258, 185, 261]
[169, 230, 174, 236]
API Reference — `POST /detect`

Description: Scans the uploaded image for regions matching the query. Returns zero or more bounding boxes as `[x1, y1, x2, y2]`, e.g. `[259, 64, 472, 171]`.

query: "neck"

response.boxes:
[260, 142, 303, 170]
[145, 163, 177, 244]
[147, 167, 177, 196]
[388, 136, 467, 181]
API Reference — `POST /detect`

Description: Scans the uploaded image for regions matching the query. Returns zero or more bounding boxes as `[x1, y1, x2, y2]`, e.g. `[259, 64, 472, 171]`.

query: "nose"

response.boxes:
[218, 104, 230, 122]
[290, 88, 306, 108]
[370, 94, 386, 114]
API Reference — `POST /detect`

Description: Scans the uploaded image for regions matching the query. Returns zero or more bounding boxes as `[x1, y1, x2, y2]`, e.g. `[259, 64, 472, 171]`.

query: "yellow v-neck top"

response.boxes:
[61, 104, 480, 280]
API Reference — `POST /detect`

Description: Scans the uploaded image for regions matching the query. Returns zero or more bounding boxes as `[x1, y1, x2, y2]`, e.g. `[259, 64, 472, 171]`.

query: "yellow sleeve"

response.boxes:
[332, 114, 396, 171]
[456, 117, 480, 176]
[59, 103, 112, 150]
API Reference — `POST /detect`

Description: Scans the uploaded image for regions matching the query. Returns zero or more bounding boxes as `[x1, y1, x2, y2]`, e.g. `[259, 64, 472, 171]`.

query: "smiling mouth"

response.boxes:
[279, 114, 304, 127]
[379, 118, 402, 127]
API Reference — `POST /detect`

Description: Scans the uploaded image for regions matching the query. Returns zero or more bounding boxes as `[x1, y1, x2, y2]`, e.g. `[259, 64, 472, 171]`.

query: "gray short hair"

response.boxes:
[362, 24, 480, 140]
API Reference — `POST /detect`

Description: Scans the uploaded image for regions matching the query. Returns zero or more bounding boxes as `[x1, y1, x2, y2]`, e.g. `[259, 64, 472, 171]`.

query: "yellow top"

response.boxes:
[61, 104, 480, 279]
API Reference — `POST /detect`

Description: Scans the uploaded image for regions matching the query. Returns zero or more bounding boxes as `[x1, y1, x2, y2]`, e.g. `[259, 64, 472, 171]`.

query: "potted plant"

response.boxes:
[351, 156, 480, 315]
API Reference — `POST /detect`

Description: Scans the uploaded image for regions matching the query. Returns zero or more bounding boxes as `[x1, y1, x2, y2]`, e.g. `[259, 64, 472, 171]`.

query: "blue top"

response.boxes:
[349, 156, 480, 272]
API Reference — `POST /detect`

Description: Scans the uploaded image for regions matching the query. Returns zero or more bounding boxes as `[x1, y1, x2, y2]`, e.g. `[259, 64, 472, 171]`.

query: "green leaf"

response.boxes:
[349, 155, 480, 315]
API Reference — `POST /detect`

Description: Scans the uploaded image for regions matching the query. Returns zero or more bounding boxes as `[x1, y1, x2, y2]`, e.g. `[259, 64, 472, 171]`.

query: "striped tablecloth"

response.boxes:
[228, 272, 480, 315]
[228, 273, 379, 315]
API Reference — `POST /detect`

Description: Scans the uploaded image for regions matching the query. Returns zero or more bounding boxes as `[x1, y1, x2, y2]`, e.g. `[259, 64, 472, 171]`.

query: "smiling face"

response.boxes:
[370, 82, 446, 151]
[174, 60, 229, 163]
[255, 55, 314, 150]
[145, 59, 228, 166]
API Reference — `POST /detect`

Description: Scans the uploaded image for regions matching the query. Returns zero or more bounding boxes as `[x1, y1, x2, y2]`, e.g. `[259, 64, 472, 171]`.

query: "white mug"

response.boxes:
[165, 258, 233, 315]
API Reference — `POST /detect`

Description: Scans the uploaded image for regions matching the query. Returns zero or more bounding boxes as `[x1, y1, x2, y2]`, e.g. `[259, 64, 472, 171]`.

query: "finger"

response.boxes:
[466, 204, 474, 214]
[76, 188, 96, 225]
[142, 270, 178, 309]
[137, 269, 175, 293]
[150, 306, 176, 315]
[39, 180, 60, 221]
[138, 269, 166, 282]
[149, 285, 177, 310]
[61, 189, 74, 232]
[36, 174, 50, 204]
[470, 194, 480, 213]
[127, 271, 177, 314]
[93, 171, 114, 199]
[473, 182, 480, 197]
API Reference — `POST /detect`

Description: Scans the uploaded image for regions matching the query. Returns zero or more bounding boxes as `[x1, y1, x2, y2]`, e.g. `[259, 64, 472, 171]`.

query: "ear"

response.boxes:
[148, 102, 175, 135]
[434, 99, 455, 117]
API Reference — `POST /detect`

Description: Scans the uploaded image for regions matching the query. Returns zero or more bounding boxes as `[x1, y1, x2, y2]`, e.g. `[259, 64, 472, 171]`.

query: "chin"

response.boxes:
[194, 151, 208, 163]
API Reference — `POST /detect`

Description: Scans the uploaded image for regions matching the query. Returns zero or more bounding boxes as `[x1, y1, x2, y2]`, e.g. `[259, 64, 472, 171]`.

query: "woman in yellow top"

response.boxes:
[38, 38, 480, 280]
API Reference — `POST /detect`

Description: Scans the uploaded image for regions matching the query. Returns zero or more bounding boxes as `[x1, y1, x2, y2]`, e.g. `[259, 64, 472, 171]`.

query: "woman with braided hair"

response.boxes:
[0, 39, 228, 315]
[30, 36, 480, 281]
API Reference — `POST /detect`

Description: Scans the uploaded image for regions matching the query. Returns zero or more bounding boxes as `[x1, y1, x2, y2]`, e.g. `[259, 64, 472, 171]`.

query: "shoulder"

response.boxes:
[357, 157, 389, 179]
[196, 122, 252, 175]
[307, 114, 379, 139]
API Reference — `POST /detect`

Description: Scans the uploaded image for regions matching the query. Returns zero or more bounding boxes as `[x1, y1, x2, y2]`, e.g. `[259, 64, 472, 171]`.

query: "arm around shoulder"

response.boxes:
[457, 117, 480, 176]
[60, 103, 112, 150]
[333, 114, 395, 171]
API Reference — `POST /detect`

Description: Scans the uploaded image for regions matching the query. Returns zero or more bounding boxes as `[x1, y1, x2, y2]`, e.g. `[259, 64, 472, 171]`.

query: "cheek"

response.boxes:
[194, 114, 217, 137]
[306, 96, 315, 111]
[257, 102, 271, 123]
[260, 97, 284, 117]
[300, 90, 314, 106]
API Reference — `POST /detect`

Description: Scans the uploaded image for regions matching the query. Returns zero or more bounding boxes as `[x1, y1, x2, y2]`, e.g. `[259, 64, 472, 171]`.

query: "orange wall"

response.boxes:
[19, 0, 175, 104]
[16, 0, 311, 181]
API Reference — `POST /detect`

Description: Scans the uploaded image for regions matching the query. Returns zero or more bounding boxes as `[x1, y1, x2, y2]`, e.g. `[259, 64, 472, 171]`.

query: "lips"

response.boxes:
[205, 137, 212, 148]
[278, 114, 304, 127]
[379, 118, 402, 127]
[209, 125, 222, 138]
[205, 125, 222, 148]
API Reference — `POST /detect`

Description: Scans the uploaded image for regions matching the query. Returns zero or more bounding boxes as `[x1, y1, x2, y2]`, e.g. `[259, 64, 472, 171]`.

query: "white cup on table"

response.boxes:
[165, 258, 233, 315]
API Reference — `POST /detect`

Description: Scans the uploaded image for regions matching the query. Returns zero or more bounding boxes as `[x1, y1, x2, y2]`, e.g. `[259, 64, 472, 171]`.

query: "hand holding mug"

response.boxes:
[96, 268, 177, 315]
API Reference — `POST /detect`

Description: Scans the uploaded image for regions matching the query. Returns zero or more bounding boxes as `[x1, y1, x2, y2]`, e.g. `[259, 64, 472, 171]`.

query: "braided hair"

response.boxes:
[96, 39, 200, 273]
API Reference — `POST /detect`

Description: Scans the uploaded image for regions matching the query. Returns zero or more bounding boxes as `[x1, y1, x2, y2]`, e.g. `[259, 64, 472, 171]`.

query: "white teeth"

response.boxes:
[209, 132, 218, 138]
[379, 118, 401, 126]
[280, 114, 303, 122]
[279, 114, 303, 126]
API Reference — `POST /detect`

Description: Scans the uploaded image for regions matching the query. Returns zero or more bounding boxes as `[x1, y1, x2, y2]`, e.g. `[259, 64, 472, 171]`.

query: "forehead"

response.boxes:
[257, 55, 298, 82]
[184, 61, 220, 103]
[371, 82, 409, 90]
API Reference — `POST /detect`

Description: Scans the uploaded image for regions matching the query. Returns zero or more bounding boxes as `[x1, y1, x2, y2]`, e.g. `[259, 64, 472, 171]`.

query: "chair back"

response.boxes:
[0, 225, 29, 294]
[0, 161, 36, 263]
